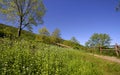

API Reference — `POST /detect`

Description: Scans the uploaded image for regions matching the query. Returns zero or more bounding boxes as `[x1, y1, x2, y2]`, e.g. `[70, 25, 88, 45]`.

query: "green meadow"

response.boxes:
[0, 39, 120, 75]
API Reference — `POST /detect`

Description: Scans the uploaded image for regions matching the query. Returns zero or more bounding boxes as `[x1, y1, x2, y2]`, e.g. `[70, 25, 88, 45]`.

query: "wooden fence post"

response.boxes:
[100, 46, 102, 53]
[115, 43, 119, 56]
[100, 47, 102, 53]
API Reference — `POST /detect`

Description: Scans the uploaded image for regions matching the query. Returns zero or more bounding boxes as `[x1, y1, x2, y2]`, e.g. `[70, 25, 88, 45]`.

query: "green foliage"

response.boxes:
[36, 35, 50, 44]
[49, 36, 62, 44]
[36, 27, 51, 44]
[85, 33, 111, 47]
[39, 27, 50, 36]
[49, 28, 62, 44]
[0, 24, 36, 40]
[0, 24, 16, 38]
[62, 40, 84, 50]
[0, 39, 120, 75]
[51, 28, 61, 38]
[70, 36, 79, 44]
[37, 27, 63, 44]
[0, 0, 46, 37]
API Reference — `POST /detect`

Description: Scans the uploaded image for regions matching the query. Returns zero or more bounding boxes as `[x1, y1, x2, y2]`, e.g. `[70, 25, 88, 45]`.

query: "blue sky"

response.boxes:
[0, 0, 120, 45]
[34, 0, 120, 45]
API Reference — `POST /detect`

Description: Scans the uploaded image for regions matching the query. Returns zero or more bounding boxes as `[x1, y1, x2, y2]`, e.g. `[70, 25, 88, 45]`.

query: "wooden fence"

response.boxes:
[100, 43, 120, 56]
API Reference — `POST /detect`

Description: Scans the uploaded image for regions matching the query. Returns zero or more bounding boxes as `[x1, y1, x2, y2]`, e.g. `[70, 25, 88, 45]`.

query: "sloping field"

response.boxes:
[0, 39, 120, 75]
[89, 53, 120, 63]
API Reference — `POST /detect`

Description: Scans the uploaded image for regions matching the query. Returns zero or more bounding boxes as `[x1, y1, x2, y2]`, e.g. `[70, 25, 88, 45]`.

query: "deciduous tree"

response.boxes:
[85, 33, 111, 47]
[36, 27, 50, 43]
[70, 36, 79, 44]
[0, 0, 46, 37]
[39, 27, 50, 36]
[50, 28, 62, 44]
[51, 28, 61, 38]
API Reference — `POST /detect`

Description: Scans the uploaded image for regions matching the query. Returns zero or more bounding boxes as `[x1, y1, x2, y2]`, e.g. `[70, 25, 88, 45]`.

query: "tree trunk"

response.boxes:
[17, 16, 23, 37]
[17, 27, 22, 37]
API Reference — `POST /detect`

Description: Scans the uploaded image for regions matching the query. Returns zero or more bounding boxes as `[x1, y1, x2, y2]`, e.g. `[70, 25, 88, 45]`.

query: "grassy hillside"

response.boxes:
[0, 24, 86, 50]
[0, 39, 120, 75]
[0, 23, 36, 40]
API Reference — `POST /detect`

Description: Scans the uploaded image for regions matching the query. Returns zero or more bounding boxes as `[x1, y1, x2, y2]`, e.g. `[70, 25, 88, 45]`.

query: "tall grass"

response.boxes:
[0, 39, 120, 75]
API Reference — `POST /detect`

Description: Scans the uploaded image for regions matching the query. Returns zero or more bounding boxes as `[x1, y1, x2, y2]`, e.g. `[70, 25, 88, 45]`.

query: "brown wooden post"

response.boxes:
[115, 43, 119, 56]
[100, 46, 102, 53]
[118, 45, 120, 54]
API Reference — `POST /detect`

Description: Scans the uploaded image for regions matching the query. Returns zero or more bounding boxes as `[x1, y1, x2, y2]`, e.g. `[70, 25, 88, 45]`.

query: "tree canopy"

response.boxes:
[51, 28, 61, 38]
[36, 27, 50, 43]
[85, 33, 111, 47]
[70, 36, 79, 44]
[39, 27, 50, 36]
[50, 28, 62, 44]
[0, 0, 46, 37]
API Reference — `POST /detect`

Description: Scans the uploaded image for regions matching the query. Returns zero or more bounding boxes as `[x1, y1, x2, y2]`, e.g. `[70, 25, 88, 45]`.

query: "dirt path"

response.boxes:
[89, 53, 120, 63]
